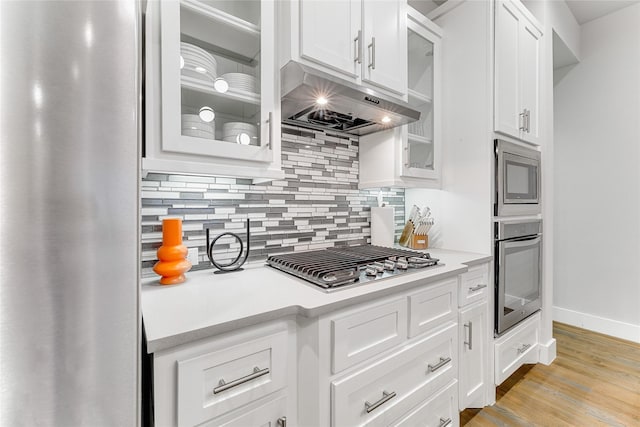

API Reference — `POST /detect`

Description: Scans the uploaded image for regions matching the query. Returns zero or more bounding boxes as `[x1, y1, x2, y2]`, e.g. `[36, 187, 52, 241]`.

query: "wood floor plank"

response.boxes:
[462, 322, 640, 427]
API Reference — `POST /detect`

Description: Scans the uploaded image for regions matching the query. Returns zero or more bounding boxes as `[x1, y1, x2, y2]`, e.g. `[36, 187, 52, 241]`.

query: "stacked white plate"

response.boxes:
[180, 42, 217, 84]
[182, 114, 215, 139]
[222, 122, 258, 144]
[220, 72, 257, 93]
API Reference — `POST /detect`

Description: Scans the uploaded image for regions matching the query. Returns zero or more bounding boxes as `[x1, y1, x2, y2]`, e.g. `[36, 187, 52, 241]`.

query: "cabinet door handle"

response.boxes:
[517, 343, 532, 354]
[277, 416, 287, 427]
[213, 366, 270, 394]
[464, 321, 473, 350]
[267, 111, 273, 148]
[368, 37, 376, 69]
[469, 283, 487, 293]
[439, 417, 452, 427]
[427, 356, 452, 372]
[364, 390, 396, 413]
[354, 30, 362, 64]
[525, 109, 531, 133]
[519, 110, 526, 131]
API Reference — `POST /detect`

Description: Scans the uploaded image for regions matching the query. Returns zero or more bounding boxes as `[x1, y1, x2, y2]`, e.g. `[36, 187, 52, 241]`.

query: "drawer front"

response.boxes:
[408, 278, 458, 338]
[458, 264, 490, 307]
[177, 331, 288, 426]
[332, 298, 407, 374]
[331, 323, 457, 427]
[390, 381, 459, 427]
[495, 315, 539, 384]
[203, 396, 287, 427]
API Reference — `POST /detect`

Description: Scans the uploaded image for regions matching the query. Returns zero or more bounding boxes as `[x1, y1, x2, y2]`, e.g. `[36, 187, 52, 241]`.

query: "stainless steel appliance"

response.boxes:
[495, 139, 541, 216]
[281, 61, 421, 135]
[0, 1, 140, 425]
[495, 219, 542, 335]
[267, 245, 441, 291]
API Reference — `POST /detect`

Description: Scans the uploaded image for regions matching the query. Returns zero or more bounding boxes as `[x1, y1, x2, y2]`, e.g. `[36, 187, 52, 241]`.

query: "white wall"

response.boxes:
[406, 0, 493, 255]
[553, 3, 640, 342]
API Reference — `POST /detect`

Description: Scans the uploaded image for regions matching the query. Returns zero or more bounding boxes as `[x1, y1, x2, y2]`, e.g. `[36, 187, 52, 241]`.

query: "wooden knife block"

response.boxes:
[409, 234, 428, 250]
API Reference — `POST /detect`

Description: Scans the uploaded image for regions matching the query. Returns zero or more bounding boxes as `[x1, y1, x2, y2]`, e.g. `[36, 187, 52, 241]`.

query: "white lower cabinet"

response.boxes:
[458, 301, 488, 410]
[494, 312, 540, 385]
[390, 381, 459, 427]
[152, 320, 296, 427]
[331, 323, 457, 426]
[456, 262, 491, 411]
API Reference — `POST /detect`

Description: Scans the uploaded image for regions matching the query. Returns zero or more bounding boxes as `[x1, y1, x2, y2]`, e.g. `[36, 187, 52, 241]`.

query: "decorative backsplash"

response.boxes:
[141, 125, 405, 277]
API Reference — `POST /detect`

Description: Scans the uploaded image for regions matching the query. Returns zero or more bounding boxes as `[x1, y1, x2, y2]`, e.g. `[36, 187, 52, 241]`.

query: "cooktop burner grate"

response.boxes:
[266, 245, 440, 291]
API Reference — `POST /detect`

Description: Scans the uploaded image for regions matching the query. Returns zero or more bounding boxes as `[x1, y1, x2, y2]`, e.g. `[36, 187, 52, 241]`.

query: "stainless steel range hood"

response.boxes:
[281, 61, 420, 136]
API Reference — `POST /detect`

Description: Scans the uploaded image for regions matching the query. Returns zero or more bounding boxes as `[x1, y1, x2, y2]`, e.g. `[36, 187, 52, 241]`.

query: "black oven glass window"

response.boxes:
[505, 160, 538, 201]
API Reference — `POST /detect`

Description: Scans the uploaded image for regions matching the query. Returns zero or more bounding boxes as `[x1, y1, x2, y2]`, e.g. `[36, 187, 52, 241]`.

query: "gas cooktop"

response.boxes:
[266, 245, 442, 292]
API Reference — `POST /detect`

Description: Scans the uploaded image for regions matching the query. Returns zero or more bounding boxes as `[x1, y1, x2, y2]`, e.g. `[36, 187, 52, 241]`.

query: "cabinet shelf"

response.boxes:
[407, 134, 433, 144]
[408, 89, 433, 106]
[181, 77, 260, 121]
[181, 0, 260, 63]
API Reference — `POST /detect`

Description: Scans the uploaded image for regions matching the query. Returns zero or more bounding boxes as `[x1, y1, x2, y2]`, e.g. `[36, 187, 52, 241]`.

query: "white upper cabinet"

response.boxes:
[359, 7, 441, 189]
[144, 0, 283, 181]
[281, 0, 407, 96]
[299, 0, 361, 79]
[494, 0, 542, 145]
[361, 1, 407, 94]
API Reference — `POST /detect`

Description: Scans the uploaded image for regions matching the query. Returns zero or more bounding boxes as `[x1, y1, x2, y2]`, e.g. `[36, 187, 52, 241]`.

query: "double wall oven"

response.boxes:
[494, 139, 542, 336]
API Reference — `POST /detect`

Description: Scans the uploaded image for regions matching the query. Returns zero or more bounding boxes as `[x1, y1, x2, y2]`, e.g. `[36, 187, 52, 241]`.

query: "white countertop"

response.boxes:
[141, 248, 491, 353]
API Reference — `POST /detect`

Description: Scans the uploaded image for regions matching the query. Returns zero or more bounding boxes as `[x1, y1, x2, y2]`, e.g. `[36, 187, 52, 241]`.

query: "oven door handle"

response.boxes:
[504, 235, 541, 248]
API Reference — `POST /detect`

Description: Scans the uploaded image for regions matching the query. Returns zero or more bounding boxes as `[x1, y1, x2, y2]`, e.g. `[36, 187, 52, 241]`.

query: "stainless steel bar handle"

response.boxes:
[267, 111, 273, 148]
[464, 321, 473, 350]
[213, 366, 270, 394]
[517, 343, 532, 354]
[277, 416, 287, 427]
[368, 37, 376, 69]
[354, 30, 362, 64]
[519, 110, 526, 131]
[525, 109, 530, 133]
[439, 417, 452, 427]
[364, 390, 396, 413]
[469, 283, 487, 293]
[427, 356, 452, 372]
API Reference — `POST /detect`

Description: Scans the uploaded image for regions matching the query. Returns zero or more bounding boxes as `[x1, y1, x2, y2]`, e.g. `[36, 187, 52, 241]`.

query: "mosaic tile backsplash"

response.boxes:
[141, 125, 405, 277]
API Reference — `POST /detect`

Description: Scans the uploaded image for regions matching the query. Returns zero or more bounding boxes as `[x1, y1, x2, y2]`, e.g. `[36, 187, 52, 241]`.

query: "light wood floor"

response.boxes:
[461, 322, 640, 426]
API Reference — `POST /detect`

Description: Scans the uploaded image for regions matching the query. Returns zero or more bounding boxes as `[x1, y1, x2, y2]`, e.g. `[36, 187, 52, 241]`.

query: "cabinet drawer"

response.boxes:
[495, 314, 539, 384]
[458, 264, 490, 307]
[390, 381, 459, 427]
[203, 395, 287, 427]
[332, 298, 407, 374]
[458, 264, 489, 307]
[408, 278, 458, 338]
[177, 331, 288, 426]
[331, 323, 457, 427]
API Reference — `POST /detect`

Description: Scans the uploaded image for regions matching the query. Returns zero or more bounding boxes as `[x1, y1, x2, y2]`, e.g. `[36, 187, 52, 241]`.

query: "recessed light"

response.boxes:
[236, 133, 251, 145]
[381, 116, 391, 124]
[198, 106, 215, 122]
[316, 96, 328, 106]
[214, 78, 229, 93]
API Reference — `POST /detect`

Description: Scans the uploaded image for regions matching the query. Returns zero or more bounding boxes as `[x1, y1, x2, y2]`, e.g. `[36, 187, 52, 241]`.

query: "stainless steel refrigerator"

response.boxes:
[0, 1, 141, 425]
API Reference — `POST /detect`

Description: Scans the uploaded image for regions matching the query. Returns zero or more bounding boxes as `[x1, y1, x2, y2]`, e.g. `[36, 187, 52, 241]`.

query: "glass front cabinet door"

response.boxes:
[401, 9, 441, 182]
[144, 0, 283, 181]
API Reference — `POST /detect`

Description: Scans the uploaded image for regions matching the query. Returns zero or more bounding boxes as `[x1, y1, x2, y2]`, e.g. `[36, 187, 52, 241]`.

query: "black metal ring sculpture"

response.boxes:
[206, 219, 250, 273]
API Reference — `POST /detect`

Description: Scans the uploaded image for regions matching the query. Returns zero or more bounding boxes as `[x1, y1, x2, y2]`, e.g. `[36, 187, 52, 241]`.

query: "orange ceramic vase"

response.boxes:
[153, 218, 192, 285]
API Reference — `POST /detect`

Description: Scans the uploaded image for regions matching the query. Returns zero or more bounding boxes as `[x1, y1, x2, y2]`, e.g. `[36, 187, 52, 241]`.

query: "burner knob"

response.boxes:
[365, 266, 378, 276]
[396, 257, 409, 270]
[384, 260, 396, 271]
[372, 262, 385, 273]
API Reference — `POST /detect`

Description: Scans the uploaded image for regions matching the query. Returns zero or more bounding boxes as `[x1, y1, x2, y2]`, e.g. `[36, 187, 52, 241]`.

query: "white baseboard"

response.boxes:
[553, 306, 640, 343]
[538, 338, 556, 365]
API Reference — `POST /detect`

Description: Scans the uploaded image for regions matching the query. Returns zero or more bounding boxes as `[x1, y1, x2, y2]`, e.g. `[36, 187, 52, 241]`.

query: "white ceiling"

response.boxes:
[565, 0, 640, 24]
